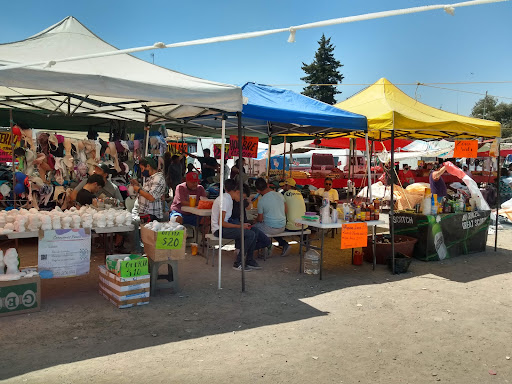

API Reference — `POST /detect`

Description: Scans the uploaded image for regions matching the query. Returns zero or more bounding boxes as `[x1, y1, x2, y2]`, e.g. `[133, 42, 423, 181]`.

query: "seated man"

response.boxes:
[211, 179, 260, 271]
[253, 177, 290, 256]
[315, 177, 339, 203]
[75, 174, 105, 207]
[170, 172, 206, 225]
[230, 184, 271, 256]
[280, 178, 307, 232]
[70, 163, 123, 203]
[398, 164, 415, 187]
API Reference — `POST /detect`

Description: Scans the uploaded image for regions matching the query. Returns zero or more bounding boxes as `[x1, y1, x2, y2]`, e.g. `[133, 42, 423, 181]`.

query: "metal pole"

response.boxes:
[390, 129, 396, 274]
[217, 116, 226, 289]
[495, 140, 501, 251]
[266, 136, 272, 180]
[289, 142, 293, 179]
[144, 109, 150, 157]
[282, 136, 287, 179]
[9, 109, 16, 209]
[348, 138, 353, 198]
[238, 112, 245, 292]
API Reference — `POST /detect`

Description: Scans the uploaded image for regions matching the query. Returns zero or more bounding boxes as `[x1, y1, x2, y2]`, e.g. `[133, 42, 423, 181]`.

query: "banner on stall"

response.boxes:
[341, 222, 368, 249]
[38, 229, 92, 278]
[156, 230, 184, 250]
[167, 142, 188, 156]
[454, 140, 478, 158]
[0, 127, 19, 163]
[228, 135, 258, 158]
[213, 144, 231, 160]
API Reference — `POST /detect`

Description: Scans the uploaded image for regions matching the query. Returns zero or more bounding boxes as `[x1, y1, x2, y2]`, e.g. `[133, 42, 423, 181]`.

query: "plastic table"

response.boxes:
[181, 206, 212, 255]
[295, 219, 385, 280]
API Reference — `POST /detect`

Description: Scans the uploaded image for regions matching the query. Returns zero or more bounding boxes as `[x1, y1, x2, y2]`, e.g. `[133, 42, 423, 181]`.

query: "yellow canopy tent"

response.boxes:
[334, 78, 501, 140]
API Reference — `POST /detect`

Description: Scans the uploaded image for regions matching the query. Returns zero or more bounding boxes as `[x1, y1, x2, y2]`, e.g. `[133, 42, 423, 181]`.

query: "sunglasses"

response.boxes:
[325, 183, 332, 186]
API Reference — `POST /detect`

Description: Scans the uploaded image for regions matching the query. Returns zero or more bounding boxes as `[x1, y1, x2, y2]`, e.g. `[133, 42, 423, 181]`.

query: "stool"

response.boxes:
[148, 259, 179, 296]
[205, 234, 235, 267]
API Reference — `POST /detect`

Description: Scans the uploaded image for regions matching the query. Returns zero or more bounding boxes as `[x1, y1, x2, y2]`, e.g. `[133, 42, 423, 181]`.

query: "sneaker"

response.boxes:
[232, 263, 252, 272]
[281, 243, 292, 257]
[246, 260, 262, 270]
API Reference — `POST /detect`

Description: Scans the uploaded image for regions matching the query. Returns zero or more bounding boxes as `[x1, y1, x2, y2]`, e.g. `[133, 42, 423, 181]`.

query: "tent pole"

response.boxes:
[390, 129, 396, 274]
[144, 109, 150, 157]
[266, 135, 272, 180]
[348, 138, 353, 198]
[9, 109, 16, 209]
[282, 136, 287, 179]
[495, 140, 501, 252]
[238, 112, 245, 292]
[218, 116, 226, 289]
[289, 142, 293, 179]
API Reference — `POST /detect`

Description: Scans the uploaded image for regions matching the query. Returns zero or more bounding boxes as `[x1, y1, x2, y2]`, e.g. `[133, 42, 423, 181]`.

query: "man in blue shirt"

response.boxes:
[253, 177, 291, 256]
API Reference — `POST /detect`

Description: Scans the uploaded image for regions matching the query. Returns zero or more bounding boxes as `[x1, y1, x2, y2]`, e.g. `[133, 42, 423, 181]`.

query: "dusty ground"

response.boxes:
[0, 224, 511, 384]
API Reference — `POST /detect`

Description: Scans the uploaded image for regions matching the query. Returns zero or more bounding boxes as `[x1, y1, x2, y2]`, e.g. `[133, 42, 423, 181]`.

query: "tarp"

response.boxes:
[335, 78, 501, 139]
[184, 83, 368, 138]
[318, 137, 411, 151]
[0, 17, 242, 124]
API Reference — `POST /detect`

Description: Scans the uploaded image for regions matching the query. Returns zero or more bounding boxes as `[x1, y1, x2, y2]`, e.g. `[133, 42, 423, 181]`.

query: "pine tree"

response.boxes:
[301, 34, 344, 105]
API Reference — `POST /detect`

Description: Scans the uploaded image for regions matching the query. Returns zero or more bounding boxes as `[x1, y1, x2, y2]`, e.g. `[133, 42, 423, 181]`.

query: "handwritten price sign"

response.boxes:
[122, 258, 149, 278]
[454, 140, 478, 158]
[167, 142, 188, 155]
[213, 144, 231, 159]
[228, 135, 258, 158]
[341, 222, 368, 249]
[156, 230, 184, 250]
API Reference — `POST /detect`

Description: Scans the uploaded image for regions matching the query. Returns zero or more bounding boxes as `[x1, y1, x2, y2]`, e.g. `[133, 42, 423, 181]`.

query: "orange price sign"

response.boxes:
[454, 140, 478, 158]
[341, 222, 368, 249]
[228, 135, 258, 158]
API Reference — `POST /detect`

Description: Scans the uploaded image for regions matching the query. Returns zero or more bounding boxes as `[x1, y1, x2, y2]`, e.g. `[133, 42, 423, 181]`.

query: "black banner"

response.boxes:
[393, 211, 490, 261]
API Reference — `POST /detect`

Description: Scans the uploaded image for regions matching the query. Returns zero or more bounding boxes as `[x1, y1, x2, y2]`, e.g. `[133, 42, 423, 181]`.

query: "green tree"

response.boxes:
[301, 34, 344, 105]
[471, 95, 512, 137]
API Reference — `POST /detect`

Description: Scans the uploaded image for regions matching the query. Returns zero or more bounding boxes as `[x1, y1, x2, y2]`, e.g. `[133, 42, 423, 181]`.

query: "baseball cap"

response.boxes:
[95, 163, 113, 174]
[279, 178, 296, 187]
[186, 172, 199, 183]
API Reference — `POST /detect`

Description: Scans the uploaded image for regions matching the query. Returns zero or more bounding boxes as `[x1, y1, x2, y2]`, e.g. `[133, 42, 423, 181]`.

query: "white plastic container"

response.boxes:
[304, 249, 320, 275]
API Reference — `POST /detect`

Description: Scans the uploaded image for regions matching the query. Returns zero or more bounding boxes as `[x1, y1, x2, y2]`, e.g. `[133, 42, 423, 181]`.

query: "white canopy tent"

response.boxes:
[0, 16, 242, 123]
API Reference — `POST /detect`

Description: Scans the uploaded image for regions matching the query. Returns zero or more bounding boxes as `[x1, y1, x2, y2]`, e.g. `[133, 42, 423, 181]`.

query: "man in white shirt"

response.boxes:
[315, 177, 339, 203]
[211, 179, 260, 271]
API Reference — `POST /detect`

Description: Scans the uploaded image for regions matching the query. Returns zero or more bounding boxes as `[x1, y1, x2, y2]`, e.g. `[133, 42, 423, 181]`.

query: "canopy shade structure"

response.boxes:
[334, 78, 501, 140]
[0, 17, 242, 125]
[179, 82, 368, 138]
[318, 137, 412, 151]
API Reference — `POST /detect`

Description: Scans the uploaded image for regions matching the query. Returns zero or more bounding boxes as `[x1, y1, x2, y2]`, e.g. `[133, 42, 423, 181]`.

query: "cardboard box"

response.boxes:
[140, 226, 186, 261]
[105, 254, 149, 277]
[98, 265, 150, 309]
[0, 274, 41, 317]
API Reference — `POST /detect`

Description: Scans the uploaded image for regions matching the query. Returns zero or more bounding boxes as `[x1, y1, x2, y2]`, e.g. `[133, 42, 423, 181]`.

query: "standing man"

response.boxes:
[211, 179, 260, 271]
[167, 154, 185, 197]
[429, 163, 448, 198]
[170, 171, 206, 225]
[186, 148, 219, 186]
[131, 157, 166, 222]
[253, 177, 290, 256]
[70, 163, 123, 203]
[315, 177, 339, 203]
[280, 178, 307, 232]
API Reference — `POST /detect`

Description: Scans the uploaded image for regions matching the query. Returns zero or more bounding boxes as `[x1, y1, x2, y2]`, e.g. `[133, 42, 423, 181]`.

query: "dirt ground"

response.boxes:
[0, 223, 511, 384]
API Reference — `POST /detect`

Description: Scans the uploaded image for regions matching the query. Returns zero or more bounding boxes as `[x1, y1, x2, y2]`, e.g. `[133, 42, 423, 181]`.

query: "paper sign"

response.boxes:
[156, 230, 184, 249]
[213, 144, 231, 159]
[121, 258, 149, 278]
[454, 140, 478, 158]
[167, 142, 188, 155]
[341, 222, 368, 249]
[0, 128, 19, 163]
[228, 135, 258, 158]
[38, 229, 91, 278]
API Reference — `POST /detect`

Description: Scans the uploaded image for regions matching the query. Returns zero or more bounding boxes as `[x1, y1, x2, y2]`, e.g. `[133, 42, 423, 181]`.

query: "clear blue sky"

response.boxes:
[1, 0, 511, 116]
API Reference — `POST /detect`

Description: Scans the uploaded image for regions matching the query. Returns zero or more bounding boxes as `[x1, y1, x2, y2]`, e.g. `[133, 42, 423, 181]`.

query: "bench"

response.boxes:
[205, 230, 311, 266]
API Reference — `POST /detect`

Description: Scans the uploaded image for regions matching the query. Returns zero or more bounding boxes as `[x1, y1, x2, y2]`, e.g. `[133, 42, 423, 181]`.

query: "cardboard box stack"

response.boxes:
[99, 262, 150, 309]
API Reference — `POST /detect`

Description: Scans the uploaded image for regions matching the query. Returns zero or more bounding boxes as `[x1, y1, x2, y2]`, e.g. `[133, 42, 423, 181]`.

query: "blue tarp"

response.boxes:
[241, 82, 367, 133]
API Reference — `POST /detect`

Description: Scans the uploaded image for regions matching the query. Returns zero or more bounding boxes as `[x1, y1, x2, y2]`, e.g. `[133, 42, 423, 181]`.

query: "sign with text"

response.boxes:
[167, 142, 188, 156]
[0, 127, 19, 163]
[119, 258, 149, 278]
[454, 140, 478, 158]
[341, 222, 368, 249]
[213, 144, 231, 159]
[38, 229, 91, 278]
[228, 135, 258, 158]
[156, 230, 184, 250]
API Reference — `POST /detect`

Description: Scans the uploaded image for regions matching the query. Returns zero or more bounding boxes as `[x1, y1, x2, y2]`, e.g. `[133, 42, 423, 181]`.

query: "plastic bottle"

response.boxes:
[431, 194, 437, 216]
[422, 197, 431, 215]
[304, 249, 320, 275]
[331, 208, 338, 223]
[459, 195, 465, 212]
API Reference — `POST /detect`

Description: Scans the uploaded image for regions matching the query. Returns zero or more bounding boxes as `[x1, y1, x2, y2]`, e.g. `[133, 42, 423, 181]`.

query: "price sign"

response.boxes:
[213, 144, 231, 159]
[167, 142, 188, 155]
[454, 140, 478, 158]
[121, 258, 149, 278]
[228, 135, 258, 158]
[341, 222, 368, 249]
[156, 230, 184, 250]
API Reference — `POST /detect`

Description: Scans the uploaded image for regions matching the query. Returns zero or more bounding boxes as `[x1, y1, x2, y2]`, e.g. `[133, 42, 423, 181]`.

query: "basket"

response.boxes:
[388, 252, 412, 274]
[363, 234, 418, 264]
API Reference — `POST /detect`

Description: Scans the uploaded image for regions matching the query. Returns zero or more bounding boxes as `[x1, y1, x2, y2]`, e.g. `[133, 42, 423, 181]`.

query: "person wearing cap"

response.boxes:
[315, 177, 339, 203]
[281, 178, 307, 232]
[131, 157, 166, 221]
[69, 163, 122, 203]
[170, 171, 207, 225]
